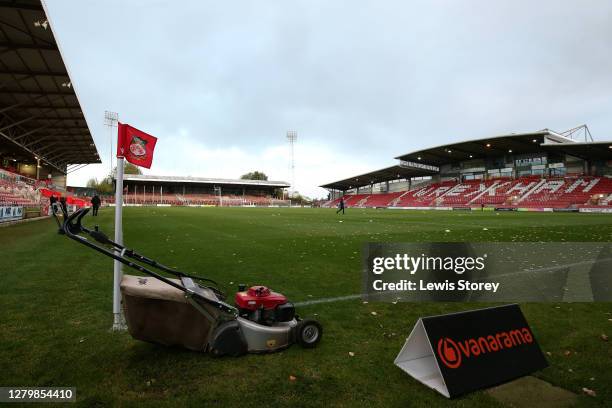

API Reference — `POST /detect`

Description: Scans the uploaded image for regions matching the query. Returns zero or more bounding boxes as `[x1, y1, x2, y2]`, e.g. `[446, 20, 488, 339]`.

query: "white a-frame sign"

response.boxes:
[394, 319, 451, 398]
[394, 305, 548, 399]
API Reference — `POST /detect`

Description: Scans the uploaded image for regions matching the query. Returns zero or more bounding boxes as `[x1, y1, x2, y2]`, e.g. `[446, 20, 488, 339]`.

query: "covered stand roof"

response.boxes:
[541, 141, 612, 161]
[0, 0, 99, 174]
[320, 164, 438, 191]
[321, 129, 612, 191]
[395, 130, 611, 166]
[395, 131, 569, 166]
[121, 174, 290, 188]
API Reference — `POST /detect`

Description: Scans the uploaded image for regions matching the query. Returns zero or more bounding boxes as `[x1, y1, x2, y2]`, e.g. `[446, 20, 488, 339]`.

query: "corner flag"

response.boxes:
[117, 122, 158, 169]
[112, 121, 158, 330]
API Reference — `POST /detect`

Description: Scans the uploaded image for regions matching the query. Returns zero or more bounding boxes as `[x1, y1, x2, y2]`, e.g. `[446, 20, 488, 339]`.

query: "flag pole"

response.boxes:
[110, 121, 157, 330]
[112, 143, 127, 331]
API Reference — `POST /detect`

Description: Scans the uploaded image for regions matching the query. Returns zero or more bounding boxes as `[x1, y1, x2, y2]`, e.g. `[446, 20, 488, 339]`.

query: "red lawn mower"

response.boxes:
[52, 205, 322, 355]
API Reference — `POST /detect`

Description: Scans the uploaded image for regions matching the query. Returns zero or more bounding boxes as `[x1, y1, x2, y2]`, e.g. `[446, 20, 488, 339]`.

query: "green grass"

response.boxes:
[1, 207, 611, 407]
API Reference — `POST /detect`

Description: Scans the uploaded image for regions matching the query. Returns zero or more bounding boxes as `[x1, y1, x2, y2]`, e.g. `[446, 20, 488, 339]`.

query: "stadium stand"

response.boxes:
[322, 128, 612, 212]
[0, 0, 100, 222]
[324, 176, 612, 210]
[104, 174, 292, 207]
[105, 192, 290, 207]
[0, 167, 90, 225]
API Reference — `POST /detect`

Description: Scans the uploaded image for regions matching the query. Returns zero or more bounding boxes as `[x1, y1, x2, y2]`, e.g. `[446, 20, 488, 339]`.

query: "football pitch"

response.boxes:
[1, 207, 611, 407]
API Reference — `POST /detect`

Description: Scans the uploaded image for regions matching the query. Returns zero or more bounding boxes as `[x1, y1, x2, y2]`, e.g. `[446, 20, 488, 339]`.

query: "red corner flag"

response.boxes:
[117, 123, 158, 169]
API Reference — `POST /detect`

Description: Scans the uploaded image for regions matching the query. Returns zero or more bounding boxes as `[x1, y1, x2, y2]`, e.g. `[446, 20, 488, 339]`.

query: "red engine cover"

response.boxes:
[235, 286, 287, 311]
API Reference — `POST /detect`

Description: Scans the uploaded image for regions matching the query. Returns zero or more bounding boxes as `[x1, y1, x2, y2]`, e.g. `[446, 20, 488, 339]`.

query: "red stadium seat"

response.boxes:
[323, 176, 612, 210]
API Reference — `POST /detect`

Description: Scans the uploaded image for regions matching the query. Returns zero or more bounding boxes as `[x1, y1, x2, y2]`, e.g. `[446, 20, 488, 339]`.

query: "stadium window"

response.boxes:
[550, 168, 566, 176]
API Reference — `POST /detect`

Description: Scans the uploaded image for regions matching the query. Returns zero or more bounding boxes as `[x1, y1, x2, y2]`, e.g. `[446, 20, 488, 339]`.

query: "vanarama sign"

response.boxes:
[437, 326, 534, 369]
[394, 304, 548, 398]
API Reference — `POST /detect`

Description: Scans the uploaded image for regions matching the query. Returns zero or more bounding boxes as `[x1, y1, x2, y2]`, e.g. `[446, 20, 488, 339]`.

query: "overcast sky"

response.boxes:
[46, 0, 612, 198]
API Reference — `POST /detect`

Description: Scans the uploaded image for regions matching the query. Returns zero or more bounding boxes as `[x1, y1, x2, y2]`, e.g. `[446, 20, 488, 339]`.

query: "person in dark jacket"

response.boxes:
[91, 194, 101, 216]
[336, 197, 345, 215]
[59, 196, 68, 216]
[49, 195, 58, 215]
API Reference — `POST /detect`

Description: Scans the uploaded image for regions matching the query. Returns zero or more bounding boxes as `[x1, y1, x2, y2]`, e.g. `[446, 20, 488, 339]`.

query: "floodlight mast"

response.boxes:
[104, 111, 118, 175]
[287, 131, 297, 198]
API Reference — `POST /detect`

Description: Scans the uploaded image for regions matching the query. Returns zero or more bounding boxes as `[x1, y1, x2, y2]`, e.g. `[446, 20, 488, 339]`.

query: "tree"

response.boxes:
[97, 178, 114, 194]
[289, 191, 312, 206]
[111, 162, 142, 177]
[86, 178, 98, 188]
[124, 162, 142, 175]
[240, 171, 268, 181]
[85, 177, 113, 195]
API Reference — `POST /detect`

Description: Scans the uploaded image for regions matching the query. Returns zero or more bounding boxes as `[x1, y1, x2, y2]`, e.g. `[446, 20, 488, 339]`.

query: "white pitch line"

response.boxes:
[294, 291, 398, 306]
[294, 294, 361, 306]
[294, 256, 612, 306]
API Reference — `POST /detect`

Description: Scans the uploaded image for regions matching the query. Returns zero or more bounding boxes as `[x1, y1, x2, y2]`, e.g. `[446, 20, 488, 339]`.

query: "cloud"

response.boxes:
[68, 129, 376, 198]
[49, 0, 612, 197]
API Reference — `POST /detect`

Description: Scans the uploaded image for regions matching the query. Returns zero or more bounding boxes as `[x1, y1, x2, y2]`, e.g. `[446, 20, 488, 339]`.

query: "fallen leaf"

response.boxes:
[348, 352, 355, 357]
[600, 334, 609, 341]
[582, 387, 596, 397]
[289, 375, 297, 382]
[371, 311, 378, 316]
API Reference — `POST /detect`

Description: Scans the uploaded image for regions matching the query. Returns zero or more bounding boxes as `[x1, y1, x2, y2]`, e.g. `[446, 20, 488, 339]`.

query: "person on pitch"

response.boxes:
[91, 194, 101, 216]
[59, 196, 68, 216]
[336, 197, 345, 215]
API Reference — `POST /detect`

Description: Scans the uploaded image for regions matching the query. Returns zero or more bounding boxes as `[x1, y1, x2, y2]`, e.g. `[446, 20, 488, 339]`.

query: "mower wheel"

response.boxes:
[296, 319, 322, 348]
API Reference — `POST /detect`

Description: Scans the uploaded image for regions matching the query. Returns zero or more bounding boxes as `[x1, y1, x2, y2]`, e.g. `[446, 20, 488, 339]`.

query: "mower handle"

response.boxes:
[61, 208, 219, 285]
[59, 207, 236, 315]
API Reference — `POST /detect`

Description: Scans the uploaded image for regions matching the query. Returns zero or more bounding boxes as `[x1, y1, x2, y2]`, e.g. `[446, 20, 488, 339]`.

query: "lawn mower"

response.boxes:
[51, 204, 322, 355]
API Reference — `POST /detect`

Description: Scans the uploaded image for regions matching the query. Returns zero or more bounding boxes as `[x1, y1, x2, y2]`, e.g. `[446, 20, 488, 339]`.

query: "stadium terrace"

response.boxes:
[111, 174, 291, 207]
[321, 126, 612, 212]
